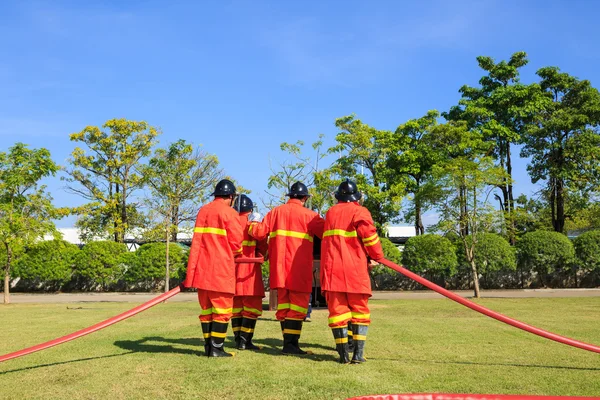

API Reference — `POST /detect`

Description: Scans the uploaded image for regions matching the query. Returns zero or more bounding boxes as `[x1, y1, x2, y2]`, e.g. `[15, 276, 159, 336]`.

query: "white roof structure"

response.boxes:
[386, 226, 415, 238]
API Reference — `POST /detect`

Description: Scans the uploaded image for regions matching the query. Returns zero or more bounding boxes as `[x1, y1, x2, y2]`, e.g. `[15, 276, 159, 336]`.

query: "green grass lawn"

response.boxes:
[1, 297, 599, 399]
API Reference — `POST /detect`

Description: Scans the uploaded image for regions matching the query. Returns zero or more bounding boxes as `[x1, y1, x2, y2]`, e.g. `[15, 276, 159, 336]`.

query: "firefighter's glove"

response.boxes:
[249, 212, 262, 222]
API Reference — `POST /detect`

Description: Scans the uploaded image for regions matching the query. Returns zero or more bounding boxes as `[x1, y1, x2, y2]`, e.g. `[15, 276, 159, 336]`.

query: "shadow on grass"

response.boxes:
[251, 338, 338, 362]
[0, 351, 135, 375]
[113, 336, 203, 357]
[370, 356, 600, 371]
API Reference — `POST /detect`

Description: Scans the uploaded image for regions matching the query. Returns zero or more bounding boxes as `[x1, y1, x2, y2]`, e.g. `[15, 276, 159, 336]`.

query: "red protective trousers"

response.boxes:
[326, 291, 370, 328]
[232, 296, 263, 319]
[276, 289, 310, 321]
[197, 290, 234, 323]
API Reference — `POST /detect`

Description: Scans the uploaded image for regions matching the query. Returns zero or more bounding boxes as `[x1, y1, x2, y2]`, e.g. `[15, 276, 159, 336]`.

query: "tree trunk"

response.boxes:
[4, 245, 12, 304]
[415, 200, 424, 236]
[555, 178, 565, 233]
[470, 259, 480, 298]
[165, 209, 170, 293]
[170, 206, 179, 242]
[506, 143, 516, 245]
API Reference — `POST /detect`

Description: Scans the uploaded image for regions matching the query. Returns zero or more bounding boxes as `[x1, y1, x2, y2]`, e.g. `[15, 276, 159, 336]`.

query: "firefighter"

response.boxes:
[320, 179, 385, 364]
[248, 181, 324, 355]
[231, 194, 267, 350]
[183, 179, 244, 358]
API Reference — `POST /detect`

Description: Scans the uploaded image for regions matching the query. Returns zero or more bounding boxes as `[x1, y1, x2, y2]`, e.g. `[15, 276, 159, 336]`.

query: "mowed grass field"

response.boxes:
[1, 297, 599, 399]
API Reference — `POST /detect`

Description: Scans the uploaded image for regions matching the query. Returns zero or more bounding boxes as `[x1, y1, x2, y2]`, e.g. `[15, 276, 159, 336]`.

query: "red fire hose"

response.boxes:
[0, 256, 264, 364]
[378, 258, 600, 354]
[349, 394, 597, 400]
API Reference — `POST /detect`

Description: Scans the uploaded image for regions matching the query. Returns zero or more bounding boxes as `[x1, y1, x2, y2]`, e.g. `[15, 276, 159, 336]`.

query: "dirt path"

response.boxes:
[6, 288, 600, 304]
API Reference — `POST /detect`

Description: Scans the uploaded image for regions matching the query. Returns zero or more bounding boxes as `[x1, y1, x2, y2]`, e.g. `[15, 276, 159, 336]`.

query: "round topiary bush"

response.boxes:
[124, 243, 189, 286]
[573, 230, 600, 272]
[73, 241, 129, 289]
[471, 233, 516, 273]
[516, 230, 575, 286]
[401, 234, 458, 276]
[13, 239, 80, 288]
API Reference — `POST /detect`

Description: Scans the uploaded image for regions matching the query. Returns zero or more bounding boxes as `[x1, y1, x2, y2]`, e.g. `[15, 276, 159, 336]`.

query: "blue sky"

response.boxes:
[1, 0, 599, 228]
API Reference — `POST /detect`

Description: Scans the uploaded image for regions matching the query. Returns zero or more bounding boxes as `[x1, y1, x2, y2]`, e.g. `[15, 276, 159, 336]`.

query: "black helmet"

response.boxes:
[212, 179, 236, 197]
[286, 181, 310, 198]
[233, 194, 253, 213]
[335, 179, 362, 202]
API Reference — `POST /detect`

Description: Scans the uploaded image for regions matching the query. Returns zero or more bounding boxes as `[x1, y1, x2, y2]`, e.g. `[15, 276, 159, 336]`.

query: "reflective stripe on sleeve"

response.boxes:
[363, 235, 380, 247]
[269, 230, 313, 242]
[242, 240, 257, 247]
[194, 227, 227, 235]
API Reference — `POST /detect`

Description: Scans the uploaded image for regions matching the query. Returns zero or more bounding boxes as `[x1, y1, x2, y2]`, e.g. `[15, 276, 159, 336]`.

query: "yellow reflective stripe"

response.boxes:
[362, 233, 378, 243]
[335, 337, 348, 344]
[243, 306, 262, 315]
[351, 312, 371, 320]
[203, 333, 211, 339]
[352, 322, 370, 326]
[348, 331, 353, 336]
[290, 304, 308, 314]
[194, 227, 227, 235]
[233, 247, 243, 254]
[212, 307, 233, 315]
[269, 230, 313, 242]
[353, 335, 367, 341]
[231, 327, 242, 332]
[363, 237, 380, 247]
[240, 327, 255, 333]
[232, 308, 243, 314]
[285, 317, 304, 321]
[200, 308, 213, 316]
[323, 229, 358, 238]
[283, 329, 302, 335]
[328, 312, 352, 325]
[277, 303, 290, 310]
[211, 331, 227, 338]
[242, 240, 257, 247]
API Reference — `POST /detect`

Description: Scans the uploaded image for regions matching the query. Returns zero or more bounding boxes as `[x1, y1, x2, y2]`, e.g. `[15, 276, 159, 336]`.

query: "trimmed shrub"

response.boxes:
[13, 240, 79, 287]
[516, 230, 575, 286]
[124, 243, 189, 285]
[73, 241, 128, 288]
[573, 230, 600, 272]
[471, 233, 516, 273]
[402, 234, 458, 276]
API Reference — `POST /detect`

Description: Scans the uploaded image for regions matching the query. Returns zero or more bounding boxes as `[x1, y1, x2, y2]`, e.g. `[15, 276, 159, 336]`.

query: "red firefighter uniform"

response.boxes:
[321, 200, 384, 363]
[183, 197, 243, 356]
[249, 195, 324, 355]
[231, 212, 268, 350]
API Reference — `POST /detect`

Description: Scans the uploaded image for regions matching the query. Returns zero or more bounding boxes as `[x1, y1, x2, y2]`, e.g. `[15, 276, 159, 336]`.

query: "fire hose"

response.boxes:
[378, 258, 600, 354]
[1, 257, 598, 364]
[0, 257, 263, 364]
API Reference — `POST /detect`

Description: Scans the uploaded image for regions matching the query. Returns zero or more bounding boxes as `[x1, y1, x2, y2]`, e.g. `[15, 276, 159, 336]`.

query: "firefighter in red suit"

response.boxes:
[321, 179, 385, 364]
[231, 194, 267, 350]
[183, 179, 243, 358]
[248, 182, 325, 355]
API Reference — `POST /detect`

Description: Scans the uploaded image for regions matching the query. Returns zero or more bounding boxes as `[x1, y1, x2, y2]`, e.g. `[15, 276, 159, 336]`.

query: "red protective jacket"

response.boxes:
[249, 199, 324, 293]
[183, 198, 243, 294]
[235, 212, 267, 297]
[320, 202, 385, 296]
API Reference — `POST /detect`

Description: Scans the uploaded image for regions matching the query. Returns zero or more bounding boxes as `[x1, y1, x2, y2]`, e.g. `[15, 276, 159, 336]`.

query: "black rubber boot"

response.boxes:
[331, 326, 350, 364]
[351, 324, 368, 364]
[347, 322, 354, 352]
[238, 318, 261, 350]
[201, 321, 212, 356]
[282, 319, 310, 355]
[209, 321, 234, 358]
[230, 316, 242, 348]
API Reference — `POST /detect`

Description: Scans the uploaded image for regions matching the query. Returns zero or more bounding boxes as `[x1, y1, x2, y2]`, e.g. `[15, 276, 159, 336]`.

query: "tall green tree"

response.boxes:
[445, 52, 546, 243]
[521, 67, 600, 233]
[330, 115, 403, 232]
[387, 110, 444, 235]
[65, 119, 161, 242]
[432, 122, 506, 297]
[266, 135, 338, 215]
[139, 139, 222, 292]
[0, 143, 62, 304]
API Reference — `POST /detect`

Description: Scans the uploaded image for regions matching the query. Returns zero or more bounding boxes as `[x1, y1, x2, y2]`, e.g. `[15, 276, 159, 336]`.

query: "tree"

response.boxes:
[521, 67, 600, 233]
[401, 234, 458, 278]
[445, 52, 547, 243]
[65, 119, 161, 242]
[265, 135, 338, 215]
[432, 121, 506, 297]
[469, 233, 516, 274]
[0, 143, 62, 304]
[13, 240, 80, 288]
[516, 230, 575, 287]
[387, 110, 444, 235]
[331, 115, 403, 232]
